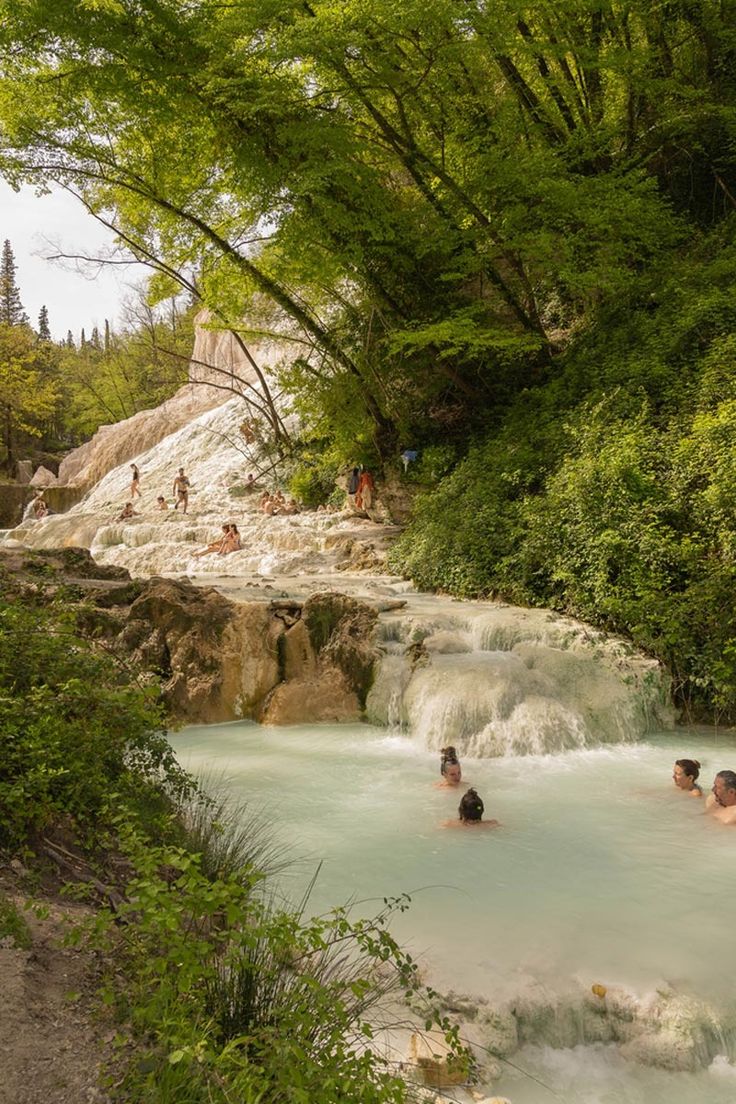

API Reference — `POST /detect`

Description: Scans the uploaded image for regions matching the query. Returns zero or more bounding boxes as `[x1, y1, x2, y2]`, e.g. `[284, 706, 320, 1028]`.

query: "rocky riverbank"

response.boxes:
[0, 546, 382, 725]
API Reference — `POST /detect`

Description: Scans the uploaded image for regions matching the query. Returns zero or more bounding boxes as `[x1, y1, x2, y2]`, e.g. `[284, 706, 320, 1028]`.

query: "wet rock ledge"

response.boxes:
[0, 547, 380, 725]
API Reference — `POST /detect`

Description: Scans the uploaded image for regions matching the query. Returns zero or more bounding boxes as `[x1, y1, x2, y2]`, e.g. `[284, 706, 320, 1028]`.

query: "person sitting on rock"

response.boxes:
[117, 502, 139, 521]
[219, 523, 242, 554]
[33, 494, 49, 519]
[156, 495, 169, 510]
[443, 788, 500, 829]
[435, 746, 463, 788]
[262, 494, 277, 516]
[193, 524, 230, 558]
[673, 758, 702, 797]
[706, 770, 736, 824]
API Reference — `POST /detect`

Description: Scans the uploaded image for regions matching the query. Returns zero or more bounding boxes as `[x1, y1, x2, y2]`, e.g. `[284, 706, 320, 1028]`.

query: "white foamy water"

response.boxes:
[364, 592, 671, 754]
[171, 722, 736, 1102]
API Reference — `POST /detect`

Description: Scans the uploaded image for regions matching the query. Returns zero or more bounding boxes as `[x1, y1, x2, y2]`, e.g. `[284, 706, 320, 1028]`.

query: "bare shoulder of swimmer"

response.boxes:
[440, 818, 501, 829]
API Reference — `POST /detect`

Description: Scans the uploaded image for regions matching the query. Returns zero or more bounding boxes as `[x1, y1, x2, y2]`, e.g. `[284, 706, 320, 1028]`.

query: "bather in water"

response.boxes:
[435, 745, 463, 788]
[443, 788, 500, 829]
[672, 758, 702, 797]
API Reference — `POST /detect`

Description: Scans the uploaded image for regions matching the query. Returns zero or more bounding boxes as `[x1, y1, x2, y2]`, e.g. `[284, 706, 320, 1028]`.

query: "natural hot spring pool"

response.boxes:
[170, 721, 736, 1103]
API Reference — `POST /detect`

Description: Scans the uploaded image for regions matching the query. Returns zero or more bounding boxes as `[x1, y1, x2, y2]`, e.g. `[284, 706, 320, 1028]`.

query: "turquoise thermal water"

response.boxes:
[171, 721, 736, 1103]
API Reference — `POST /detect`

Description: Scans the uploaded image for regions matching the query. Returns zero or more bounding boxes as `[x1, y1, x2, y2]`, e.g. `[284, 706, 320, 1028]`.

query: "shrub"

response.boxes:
[0, 893, 31, 949]
[391, 232, 736, 718]
[84, 831, 467, 1104]
[0, 597, 191, 847]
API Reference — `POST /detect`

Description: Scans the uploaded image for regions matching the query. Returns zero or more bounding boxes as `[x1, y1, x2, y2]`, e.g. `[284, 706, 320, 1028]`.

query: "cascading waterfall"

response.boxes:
[366, 600, 671, 755]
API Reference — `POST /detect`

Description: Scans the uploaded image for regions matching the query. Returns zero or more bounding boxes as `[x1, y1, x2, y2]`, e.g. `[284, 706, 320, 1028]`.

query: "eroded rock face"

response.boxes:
[259, 592, 379, 724]
[301, 592, 378, 706]
[0, 548, 380, 726]
[260, 667, 360, 725]
[124, 579, 261, 723]
[435, 982, 736, 1075]
[119, 582, 380, 724]
[55, 313, 291, 493]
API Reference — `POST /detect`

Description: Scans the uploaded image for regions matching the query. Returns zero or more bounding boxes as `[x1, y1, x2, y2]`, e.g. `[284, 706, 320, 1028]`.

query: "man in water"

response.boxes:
[173, 467, 190, 513]
[705, 770, 736, 824]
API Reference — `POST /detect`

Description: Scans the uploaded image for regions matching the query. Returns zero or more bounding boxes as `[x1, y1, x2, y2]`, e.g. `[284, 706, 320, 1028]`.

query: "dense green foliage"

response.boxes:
[81, 831, 460, 1104]
[1, 584, 464, 1102]
[0, 589, 188, 846]
[3, 0, 732, 460]
[391, 229, 736, 718]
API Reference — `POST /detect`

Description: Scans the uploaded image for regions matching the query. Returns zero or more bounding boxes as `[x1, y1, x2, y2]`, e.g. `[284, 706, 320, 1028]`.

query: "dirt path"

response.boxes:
[0, 874, 112, 1104]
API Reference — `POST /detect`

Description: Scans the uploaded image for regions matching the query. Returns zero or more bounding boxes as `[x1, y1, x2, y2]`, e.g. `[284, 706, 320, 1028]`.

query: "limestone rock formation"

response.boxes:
[406, 1031, 471, 1088]
[0, 548, 381, 726]
[259, 592, 379, 724]
[434, 981, 736, 1076]
[118, 582, 380, 724]
[302, 592, 379, 705]
[29, 465, 57, 488]
[55, 383, 224, 492]
[55, 312, 286, 493]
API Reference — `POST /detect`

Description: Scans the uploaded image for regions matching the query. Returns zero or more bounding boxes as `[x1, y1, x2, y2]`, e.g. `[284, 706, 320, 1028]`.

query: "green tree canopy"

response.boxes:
[3, 0, 732, 456]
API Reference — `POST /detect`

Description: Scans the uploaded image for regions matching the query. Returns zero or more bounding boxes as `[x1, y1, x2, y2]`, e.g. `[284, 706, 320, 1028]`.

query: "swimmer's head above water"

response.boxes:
[440, 745, 460, 779]
[673, 758, 701, 790]
[712, 769, 736, 807]
[458, 788, 484, 822]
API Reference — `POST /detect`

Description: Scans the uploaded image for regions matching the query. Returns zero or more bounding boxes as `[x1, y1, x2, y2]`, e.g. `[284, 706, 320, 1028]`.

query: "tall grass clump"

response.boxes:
[84, 823, 467, 1104]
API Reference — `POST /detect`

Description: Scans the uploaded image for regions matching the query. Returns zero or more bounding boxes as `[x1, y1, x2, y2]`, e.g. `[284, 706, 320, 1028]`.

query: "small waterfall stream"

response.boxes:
[365, 596, 672, 754]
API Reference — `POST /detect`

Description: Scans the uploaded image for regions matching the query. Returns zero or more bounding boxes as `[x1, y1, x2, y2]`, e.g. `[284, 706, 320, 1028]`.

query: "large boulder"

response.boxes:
[29, 465, 57, 488]
[259, 666, 360, 724]
[123, 578, 281, 724]
[301, 592, 378, 707]
[258, 592, 379, 723]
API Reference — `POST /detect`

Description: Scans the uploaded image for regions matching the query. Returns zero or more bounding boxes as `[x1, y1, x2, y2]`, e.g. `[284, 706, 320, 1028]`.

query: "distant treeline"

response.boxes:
[0, 235, 193, 473]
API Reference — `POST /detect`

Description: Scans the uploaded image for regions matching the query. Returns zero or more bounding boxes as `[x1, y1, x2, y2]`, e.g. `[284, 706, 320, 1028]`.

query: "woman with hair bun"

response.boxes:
[673, 759, 703, 797]
[436, 745, 462, 787]
[442, 788, 500, 829]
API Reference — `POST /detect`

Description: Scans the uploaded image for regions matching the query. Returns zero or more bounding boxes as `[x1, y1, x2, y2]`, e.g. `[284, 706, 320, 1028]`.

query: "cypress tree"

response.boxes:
[37, 304, 51, 341]
[65, 329, 75, 349]
[0, 239, 28, 325]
